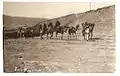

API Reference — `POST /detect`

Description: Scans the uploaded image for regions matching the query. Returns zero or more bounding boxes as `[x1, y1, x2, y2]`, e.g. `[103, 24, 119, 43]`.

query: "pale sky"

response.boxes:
[3, 2, 115, 18]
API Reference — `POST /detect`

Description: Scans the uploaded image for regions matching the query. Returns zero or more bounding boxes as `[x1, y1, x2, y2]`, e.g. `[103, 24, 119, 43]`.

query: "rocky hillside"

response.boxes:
[76, 5, 115, 25]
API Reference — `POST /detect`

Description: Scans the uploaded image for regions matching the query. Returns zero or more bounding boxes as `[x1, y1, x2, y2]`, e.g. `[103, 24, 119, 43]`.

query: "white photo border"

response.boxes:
[0, 0, 119, 76]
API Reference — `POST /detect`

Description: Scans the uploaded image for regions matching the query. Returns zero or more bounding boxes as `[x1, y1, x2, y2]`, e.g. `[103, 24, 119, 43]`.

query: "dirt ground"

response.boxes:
[4, 19, 115, 73]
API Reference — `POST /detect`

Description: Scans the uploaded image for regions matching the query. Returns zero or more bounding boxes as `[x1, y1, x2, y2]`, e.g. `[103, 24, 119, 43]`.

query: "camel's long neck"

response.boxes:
[89, 24, 95, 32]
[76, 26, 79, 31]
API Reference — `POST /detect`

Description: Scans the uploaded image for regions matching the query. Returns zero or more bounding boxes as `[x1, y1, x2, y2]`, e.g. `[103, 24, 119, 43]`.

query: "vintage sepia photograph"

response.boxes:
[3, 2, 115, 73]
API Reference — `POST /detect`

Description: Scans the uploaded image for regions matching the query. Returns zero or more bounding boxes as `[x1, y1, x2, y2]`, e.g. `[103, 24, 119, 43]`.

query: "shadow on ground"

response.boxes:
[88, 37, 103, 42]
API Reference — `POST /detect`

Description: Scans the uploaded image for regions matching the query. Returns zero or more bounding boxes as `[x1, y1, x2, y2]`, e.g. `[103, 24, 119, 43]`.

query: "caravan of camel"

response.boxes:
[5, 21, 95, 41]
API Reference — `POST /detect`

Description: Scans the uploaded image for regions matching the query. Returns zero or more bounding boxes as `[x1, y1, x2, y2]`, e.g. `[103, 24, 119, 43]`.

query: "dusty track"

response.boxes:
[4, 21, 115, 72]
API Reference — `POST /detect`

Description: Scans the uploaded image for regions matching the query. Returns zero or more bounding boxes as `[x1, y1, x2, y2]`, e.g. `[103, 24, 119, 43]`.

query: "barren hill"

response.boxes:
[76, 5, 115, 27]
[3, 15, 48, 29]
[34, 5, 115, 28]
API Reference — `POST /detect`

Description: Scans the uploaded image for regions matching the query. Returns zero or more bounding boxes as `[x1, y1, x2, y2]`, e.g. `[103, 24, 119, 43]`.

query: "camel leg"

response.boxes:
[90, 32, 93, 40]
[69, 33, 70, 40]
[21, 33, 23, 38]
[68, 34, 70, 40]
[19, 33, 21, 38]
[73, 33, 76, 40]
[70, 34, 71, 40]
[16, 32, 19, 38]
[70, 33, 72, 39]
[73, 33, 76, 39]
[61, 33, 63, 40]
[67, 34, 69, 40]
[50, 33, 53, 39]
[73, 33, 74, 39]
[83, 34, 85, 40]
[89, 33, 90, 40]
[84, 34, 86, 40]
[74, 33, 75, 39]
[41, 36, 43, 39]
[21, 33, 22, 38]
[52, 33, 53, 39]
[56, 32, 58, 39]
[39, 33, 41, 39]
[50, 33, 52, 39]
[18, 32, 20, 38]
[47, 33, 49, 39]
[86, 33, 89, 41]
[22, 33, 23, 38]
[39, 33, 42, 39]
[41, 34, 43, 39]
[72, 33, 73, 39]
[31, 33, 33, 39]
[23, 33, 25, 39]
[75, 33, 77, 40]
[23, 33, 24, 38]
[69, 34, 70, 40]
